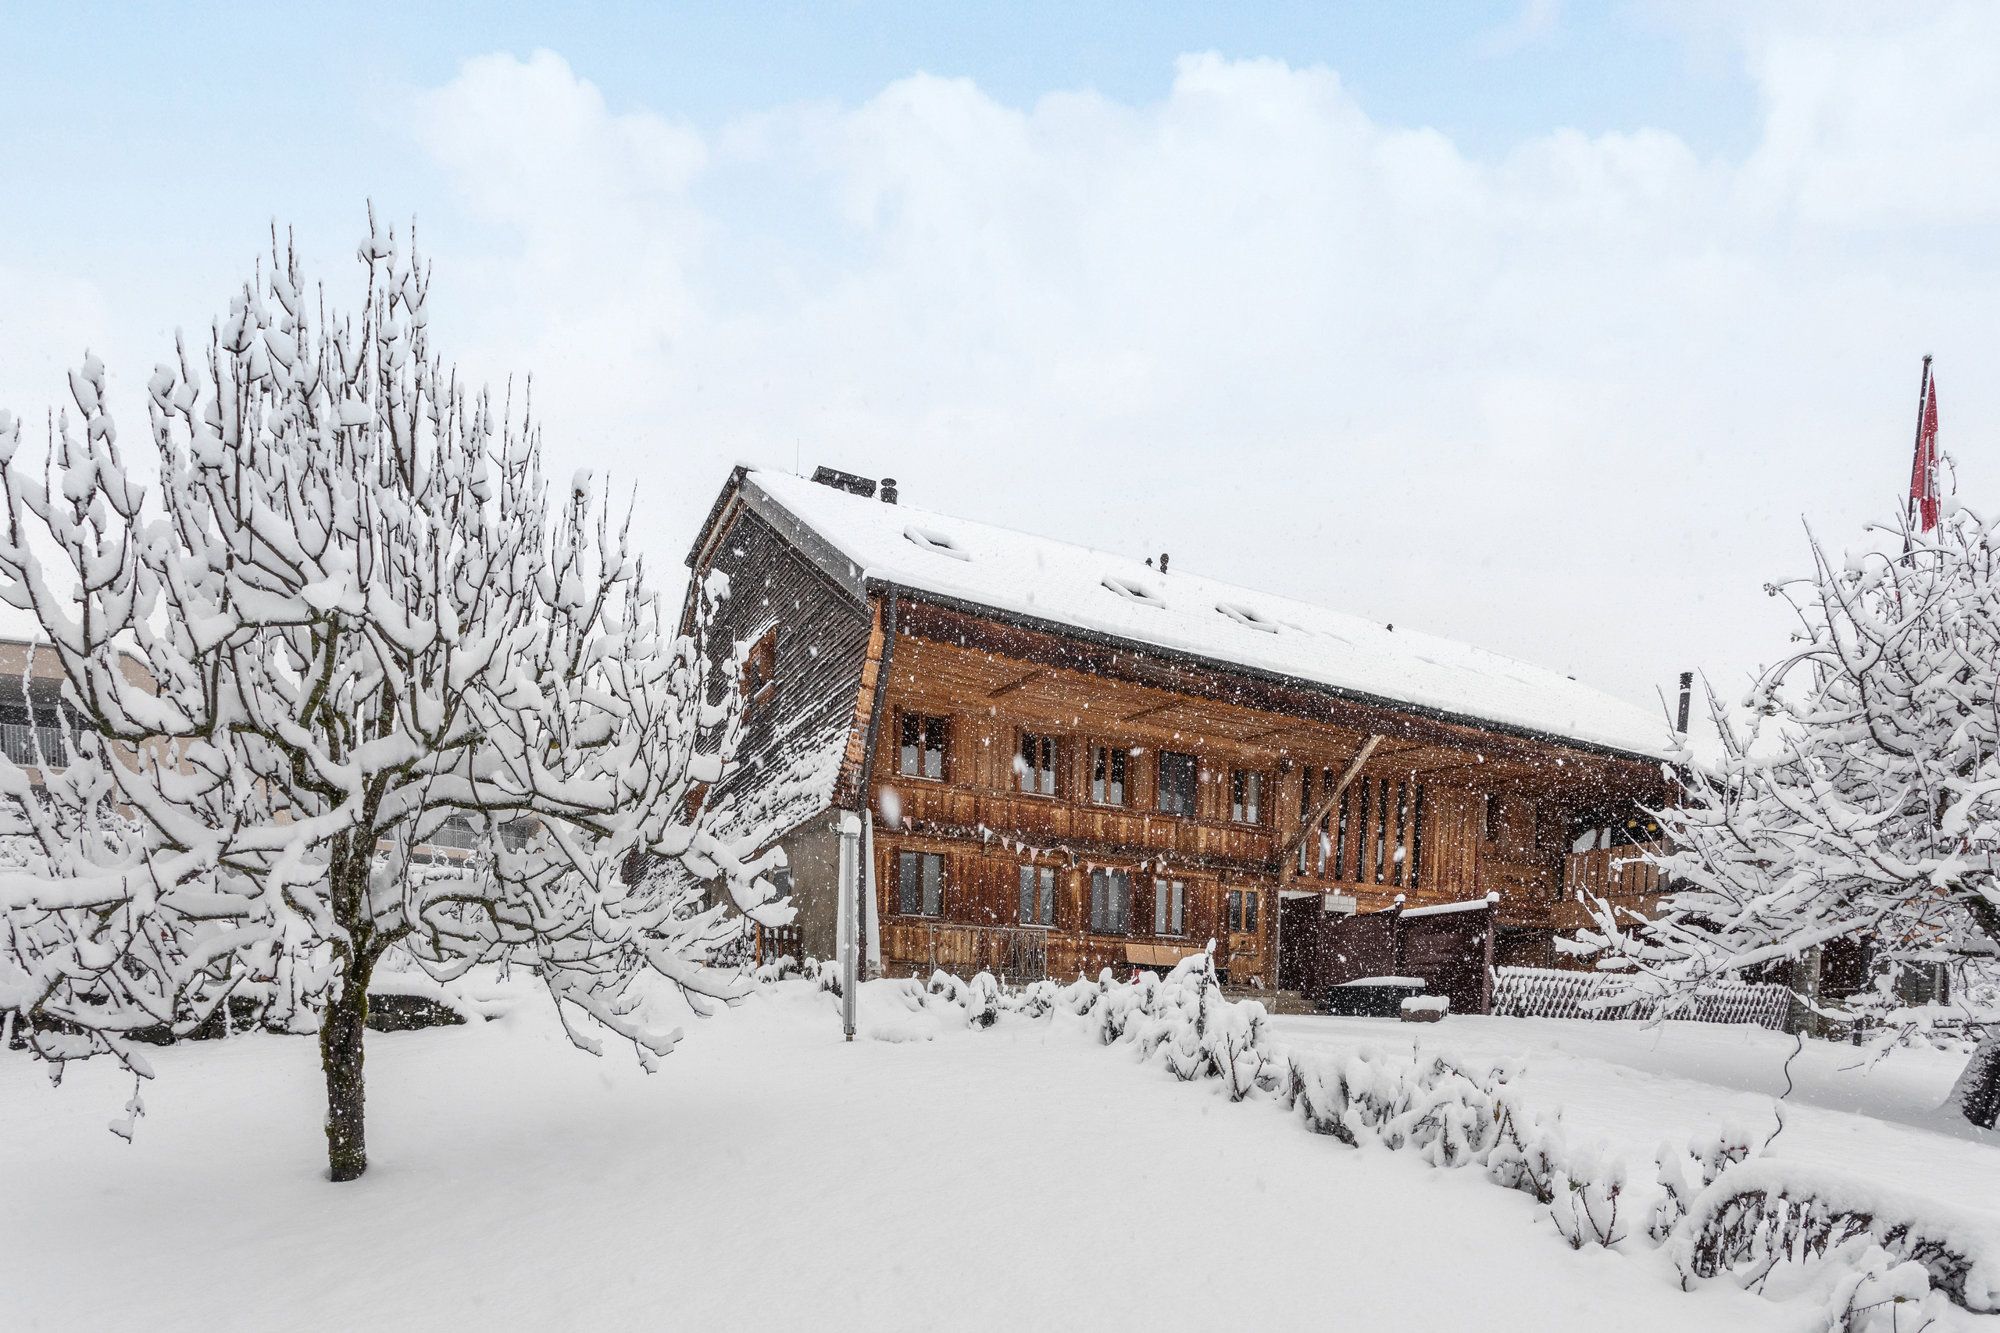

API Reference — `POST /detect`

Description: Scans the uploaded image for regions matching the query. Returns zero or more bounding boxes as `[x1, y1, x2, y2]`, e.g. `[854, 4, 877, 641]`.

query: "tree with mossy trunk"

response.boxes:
[1577, 491, 2000, 1129]
[0, 218, 783, 1181]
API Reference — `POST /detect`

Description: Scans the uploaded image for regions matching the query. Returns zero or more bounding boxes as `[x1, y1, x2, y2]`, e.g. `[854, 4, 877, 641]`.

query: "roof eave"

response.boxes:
[867, 579, 1673, 769]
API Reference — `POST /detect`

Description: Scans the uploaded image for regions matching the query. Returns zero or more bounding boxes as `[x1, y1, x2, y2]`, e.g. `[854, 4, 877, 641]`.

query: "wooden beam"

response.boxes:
[1277, 735, 1382, 863]
[988, 668, 1044, 699]
[1119, 698, 1179, 723]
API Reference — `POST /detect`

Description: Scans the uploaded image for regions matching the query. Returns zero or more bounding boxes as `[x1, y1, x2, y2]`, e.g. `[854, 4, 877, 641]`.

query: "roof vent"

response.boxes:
[1217, 603, 1279, 634]
[880, 477, 899, 504]
[1101, 575, 1165, 608]
[903, 525, 970, 562]
[810, 466, 876, 499]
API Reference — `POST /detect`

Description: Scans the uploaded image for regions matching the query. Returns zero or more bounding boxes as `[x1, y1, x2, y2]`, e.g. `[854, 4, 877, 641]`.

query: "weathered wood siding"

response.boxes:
[863, 623, 1668, 987]
[691, 505, 874, 960]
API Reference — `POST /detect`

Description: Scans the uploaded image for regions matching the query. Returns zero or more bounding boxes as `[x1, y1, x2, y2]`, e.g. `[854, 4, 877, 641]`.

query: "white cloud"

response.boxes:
[398, 11, 2000, 710]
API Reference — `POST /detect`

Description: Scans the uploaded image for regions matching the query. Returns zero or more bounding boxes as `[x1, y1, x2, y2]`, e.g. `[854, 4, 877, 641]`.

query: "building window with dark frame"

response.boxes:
[1089, 868, 1131, 934]
[1156, 750, 1197, 817]
[740, 626, 779, 704]
[898, 713, 950, 781]
[1017, 731, 1059, 797]
[1230, 769, 1264, 825]
[897, 850, 945, 917]
[1154, 878, 1186, 936]
[1090, 746, 1128, 807]
[1225, 888, 1260, 934]
[1018, 864, 1058, 927]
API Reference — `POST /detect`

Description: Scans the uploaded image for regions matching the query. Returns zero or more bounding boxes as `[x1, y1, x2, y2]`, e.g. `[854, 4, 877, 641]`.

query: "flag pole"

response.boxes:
[1905, 353, 1933, 555]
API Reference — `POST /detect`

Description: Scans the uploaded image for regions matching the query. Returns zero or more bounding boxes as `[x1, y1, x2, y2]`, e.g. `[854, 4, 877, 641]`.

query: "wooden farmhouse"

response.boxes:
[686, 466, 1677, 1004]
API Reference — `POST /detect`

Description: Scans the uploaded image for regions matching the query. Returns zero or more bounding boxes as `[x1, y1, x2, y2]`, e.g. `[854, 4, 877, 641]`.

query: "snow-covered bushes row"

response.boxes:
[874, 957, 1995, 1324]
[1491, 966, 1791, 1030]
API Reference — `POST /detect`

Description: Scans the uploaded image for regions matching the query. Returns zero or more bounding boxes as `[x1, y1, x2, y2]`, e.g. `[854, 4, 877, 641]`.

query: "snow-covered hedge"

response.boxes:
[1492, 966, 1791, 1030]
[865, 954, 1992, 1326]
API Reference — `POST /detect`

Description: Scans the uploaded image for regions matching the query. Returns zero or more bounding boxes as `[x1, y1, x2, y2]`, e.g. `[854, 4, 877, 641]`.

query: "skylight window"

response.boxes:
[1217, 603, 1280, 634]
[903, 525, 971, 561]
[1101, 575, 1165, 608]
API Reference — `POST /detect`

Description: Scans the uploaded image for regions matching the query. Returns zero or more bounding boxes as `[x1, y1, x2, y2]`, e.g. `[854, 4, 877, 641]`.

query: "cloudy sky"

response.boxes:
[3, 2, 1996, 720]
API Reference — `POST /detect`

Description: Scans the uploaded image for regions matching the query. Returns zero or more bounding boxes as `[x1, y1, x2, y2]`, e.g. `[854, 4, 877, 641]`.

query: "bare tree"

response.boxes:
[0, 218, 783, 1180]
[1579, 495, 2000, 1128]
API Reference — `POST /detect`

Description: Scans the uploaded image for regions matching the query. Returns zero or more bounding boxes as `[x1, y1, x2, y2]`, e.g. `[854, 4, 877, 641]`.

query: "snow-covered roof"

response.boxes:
[736, 470, 1675, 762]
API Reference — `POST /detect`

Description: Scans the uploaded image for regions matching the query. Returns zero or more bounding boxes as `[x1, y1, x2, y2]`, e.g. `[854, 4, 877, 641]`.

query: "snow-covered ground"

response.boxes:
[2, 985, 1989, 1331]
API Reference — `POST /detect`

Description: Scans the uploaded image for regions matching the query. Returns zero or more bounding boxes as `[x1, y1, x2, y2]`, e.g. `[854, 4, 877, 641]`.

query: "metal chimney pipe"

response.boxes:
[1676, 671, 1694, 735]
[880, 478, 898, 504]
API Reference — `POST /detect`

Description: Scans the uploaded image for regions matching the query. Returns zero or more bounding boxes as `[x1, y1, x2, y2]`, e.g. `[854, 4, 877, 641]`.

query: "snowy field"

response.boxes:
[2, 984, 1992, 1332]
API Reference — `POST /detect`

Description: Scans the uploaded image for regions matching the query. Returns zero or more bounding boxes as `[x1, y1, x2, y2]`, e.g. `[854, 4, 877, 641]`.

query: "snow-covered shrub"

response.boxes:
[1486, 1099, 1566, 1204]
[1549, 1147, 1634, 1250]
[1649, 1127, 1757, 1246]
[1819, 1242, 1950, 1333]
[1674, 1160, 2000, 1314]
[755, 955, 804, 984]
[1285, 1051, 1359, 1145]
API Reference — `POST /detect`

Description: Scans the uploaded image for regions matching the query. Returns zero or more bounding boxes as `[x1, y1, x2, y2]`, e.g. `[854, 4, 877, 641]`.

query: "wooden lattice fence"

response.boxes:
[1492, 967, 1790, 1030]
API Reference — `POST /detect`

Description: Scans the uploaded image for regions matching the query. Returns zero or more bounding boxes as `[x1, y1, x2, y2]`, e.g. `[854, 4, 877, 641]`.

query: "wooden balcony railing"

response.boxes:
[891, 782, 1273, 869]
[1563, 841, 1668, 903]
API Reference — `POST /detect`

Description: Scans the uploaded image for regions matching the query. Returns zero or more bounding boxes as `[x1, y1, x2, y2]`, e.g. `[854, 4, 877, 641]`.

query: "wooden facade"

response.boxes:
[687, 467, 1676, 998]
[862, 622, 1668, 988]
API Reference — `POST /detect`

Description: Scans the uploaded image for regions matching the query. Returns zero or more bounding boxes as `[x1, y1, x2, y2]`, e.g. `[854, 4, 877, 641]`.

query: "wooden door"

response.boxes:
[1223, 887, 1266, 983]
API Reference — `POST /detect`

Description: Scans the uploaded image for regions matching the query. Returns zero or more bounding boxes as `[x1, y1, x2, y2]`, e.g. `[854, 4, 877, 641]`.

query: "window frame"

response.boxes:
[897, 712, 951, 782]
[1225, 888, 1260, 935]
[896, 850, 946, 918]
[1230, 769, 1266, 825]
[1155, 750, 1198, 817]
[1154, 877, 1186, 937]
[1018, 864, 1058, 928]
[1016, 730, 1060, 798]
[1088, 867, 1132, 935]
[1090, 745, 1129, 808]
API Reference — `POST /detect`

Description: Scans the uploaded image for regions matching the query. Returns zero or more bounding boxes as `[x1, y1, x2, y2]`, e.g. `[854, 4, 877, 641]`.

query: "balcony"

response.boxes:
[888, 781, 1274, 870]
[0, 722, 69, 768]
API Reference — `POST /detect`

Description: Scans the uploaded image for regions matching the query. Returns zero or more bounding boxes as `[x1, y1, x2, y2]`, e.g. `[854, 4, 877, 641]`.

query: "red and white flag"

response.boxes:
[1909, 366, 1941, 534]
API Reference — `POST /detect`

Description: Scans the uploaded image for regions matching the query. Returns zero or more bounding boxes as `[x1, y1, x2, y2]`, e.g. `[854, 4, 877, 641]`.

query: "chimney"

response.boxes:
[1159, 552, 1170, 574]
[880, 477, 898, 504]
[1676, 671, 1694, 735]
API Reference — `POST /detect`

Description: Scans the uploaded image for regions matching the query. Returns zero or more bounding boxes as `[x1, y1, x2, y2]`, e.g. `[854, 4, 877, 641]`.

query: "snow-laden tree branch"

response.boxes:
[1575, 493, 2000, 1128]
[0, 218, 785, 1179]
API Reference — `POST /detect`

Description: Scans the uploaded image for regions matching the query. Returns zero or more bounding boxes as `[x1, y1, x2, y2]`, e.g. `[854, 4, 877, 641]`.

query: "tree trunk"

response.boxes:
[1946, 1029, 2000, 1130]
[320, 961, 371, 1182]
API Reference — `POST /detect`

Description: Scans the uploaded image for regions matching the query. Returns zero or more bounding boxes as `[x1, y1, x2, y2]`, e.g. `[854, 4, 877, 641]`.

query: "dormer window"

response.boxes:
[1217, 603, 1279, 634]
[1101, 575, 1164, 608]
[903, 526, 971, 561]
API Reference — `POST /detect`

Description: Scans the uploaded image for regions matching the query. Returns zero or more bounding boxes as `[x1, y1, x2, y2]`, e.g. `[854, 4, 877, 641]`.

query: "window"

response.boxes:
[1156, 750, 1197, 817]
[1101, 575, 1164, 607]
[903, 525, 971, 561]
[1154, 878, 1186, 936]
[1017, 732, 1058, 797]
[1090, 746, 1128, 806]
[769, 867, 794, 900]
[1230, 770, 1264, 825]
[1089, 869, 1131, 935]
[1225, 889, 1260, 934]
[1392, 782, 1410, 886]
[1018, 865, 1057, 927]
[1217, 602, 1279, 633]
[740, 627, 778, 702]
[897, 851, 945, 917]
[898, 714, 950, 781]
